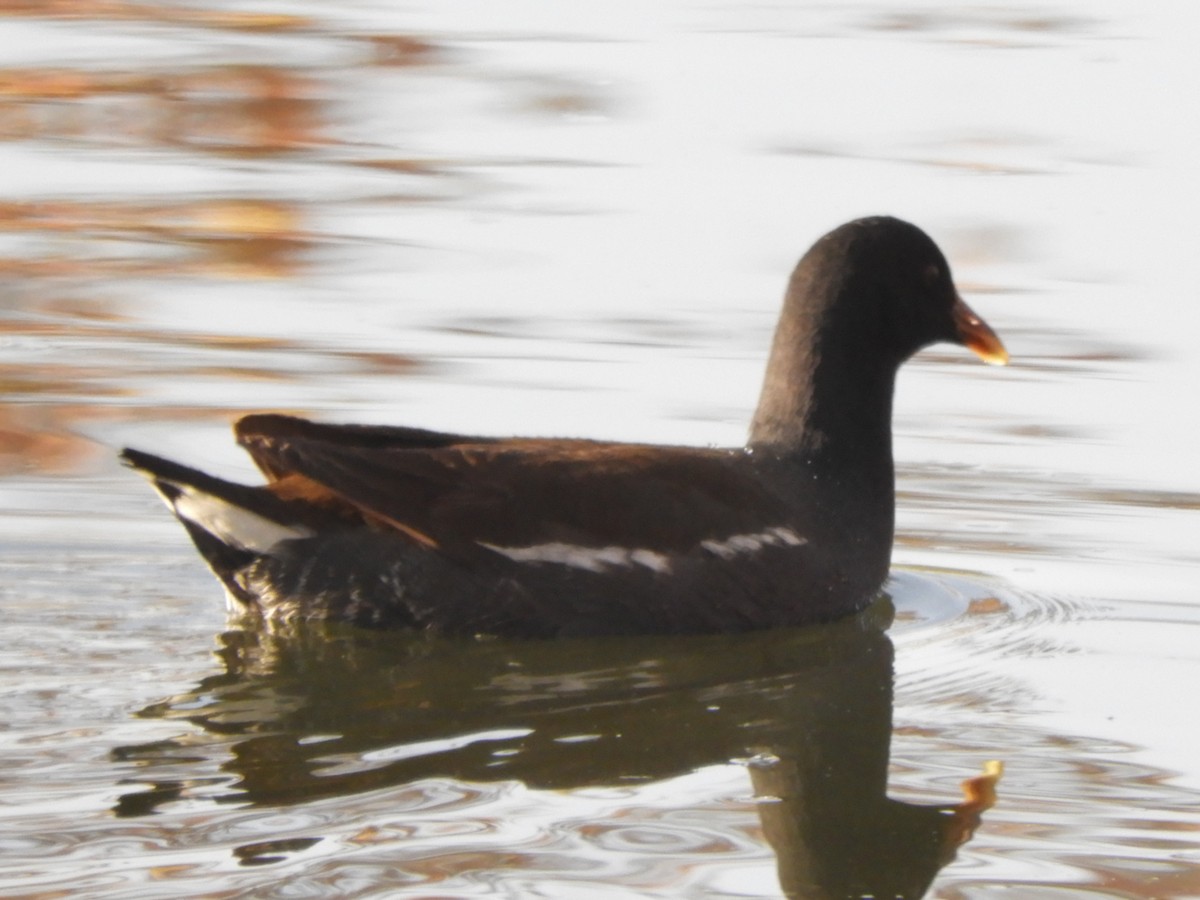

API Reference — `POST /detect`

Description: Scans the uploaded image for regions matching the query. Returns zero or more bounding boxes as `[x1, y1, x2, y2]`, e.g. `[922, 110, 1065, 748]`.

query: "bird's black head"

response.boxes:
[791, 216, 1007, 367]
[750, 216, 1006, 452]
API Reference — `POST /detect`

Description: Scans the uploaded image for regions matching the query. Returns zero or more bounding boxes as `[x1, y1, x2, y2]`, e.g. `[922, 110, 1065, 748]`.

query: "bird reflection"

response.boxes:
[113, 599, 998, 898]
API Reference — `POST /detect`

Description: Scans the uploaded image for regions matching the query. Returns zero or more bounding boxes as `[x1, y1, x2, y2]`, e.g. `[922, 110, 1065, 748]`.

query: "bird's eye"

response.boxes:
[922, 263, 941, 286]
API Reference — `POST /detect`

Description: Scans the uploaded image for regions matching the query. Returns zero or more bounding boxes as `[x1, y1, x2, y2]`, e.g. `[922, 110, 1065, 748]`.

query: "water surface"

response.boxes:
[3, 2, 1200, 897]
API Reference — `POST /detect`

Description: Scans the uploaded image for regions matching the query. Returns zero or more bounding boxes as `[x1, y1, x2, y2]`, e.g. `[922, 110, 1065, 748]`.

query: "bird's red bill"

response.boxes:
[952, 295, 1008, 366]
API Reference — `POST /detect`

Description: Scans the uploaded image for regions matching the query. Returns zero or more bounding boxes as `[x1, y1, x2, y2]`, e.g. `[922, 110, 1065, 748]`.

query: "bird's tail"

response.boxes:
[120, 448, 313, 604]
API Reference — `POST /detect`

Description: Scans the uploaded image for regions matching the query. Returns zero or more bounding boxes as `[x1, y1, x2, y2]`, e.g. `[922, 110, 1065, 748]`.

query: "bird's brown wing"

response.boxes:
[235, 415, 790, 554]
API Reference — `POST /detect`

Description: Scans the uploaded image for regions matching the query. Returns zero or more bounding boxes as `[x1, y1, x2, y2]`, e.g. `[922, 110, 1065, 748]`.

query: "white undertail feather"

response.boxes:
[165, 484, 313, 553]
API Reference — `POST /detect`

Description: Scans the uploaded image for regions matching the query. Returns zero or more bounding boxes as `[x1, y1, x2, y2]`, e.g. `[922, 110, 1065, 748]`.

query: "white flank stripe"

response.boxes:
[481, 526, 804, 573]
[481, 541, 672, 574]
[171, 486, 312, 553]
[629, 549, 672, 574]
[700, 526, 806, 560]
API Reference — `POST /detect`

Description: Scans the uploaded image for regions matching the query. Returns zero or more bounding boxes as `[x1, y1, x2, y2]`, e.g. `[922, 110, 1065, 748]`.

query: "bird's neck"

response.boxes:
[749, 351, 899, 594]
[748, 319, 898, 473]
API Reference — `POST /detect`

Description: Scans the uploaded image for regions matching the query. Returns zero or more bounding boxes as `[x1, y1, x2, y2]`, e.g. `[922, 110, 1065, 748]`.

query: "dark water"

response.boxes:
[3, 3, 1200, 897]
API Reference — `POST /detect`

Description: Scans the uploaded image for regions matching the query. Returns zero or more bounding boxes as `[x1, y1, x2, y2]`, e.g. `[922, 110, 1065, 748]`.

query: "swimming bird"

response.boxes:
[122, 216, 1007, 637]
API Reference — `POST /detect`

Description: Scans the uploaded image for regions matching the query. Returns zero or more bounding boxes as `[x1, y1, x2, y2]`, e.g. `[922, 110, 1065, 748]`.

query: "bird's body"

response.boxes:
[122, 216, 1007, 637]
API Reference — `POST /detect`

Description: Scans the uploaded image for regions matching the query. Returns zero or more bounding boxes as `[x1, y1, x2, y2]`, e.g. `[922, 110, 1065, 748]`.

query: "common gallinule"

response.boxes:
[122, 216, 1007, 637]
